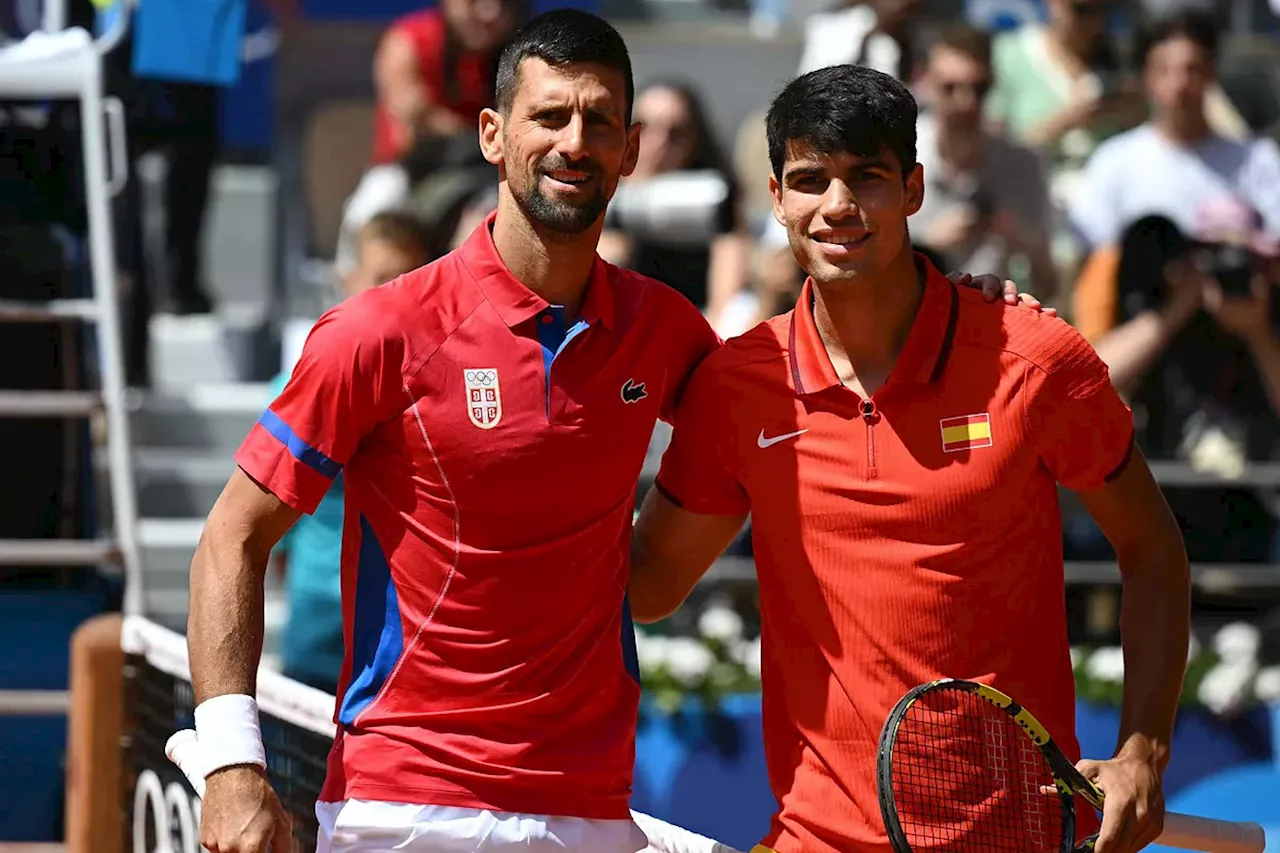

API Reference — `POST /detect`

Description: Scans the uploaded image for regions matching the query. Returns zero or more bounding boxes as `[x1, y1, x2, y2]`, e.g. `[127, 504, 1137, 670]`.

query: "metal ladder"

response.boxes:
[0, 0, 143, 618]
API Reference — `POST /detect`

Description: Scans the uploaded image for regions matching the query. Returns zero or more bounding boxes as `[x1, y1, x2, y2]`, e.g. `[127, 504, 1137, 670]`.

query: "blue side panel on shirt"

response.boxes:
[620, 595, 640, 685]
[259, 409, 342, 479]
[337, 515, 405, 725]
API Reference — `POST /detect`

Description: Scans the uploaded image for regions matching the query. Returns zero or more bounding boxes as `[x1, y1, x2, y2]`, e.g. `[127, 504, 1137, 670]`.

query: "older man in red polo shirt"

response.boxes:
[629, 65, 1191, 853]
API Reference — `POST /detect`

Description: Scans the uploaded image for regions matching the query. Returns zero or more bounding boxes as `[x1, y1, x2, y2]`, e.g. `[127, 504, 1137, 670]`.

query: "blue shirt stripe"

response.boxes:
[536, 307, 591, 416]
[258, 408, 342, 479]
[337, 514, 405, 725]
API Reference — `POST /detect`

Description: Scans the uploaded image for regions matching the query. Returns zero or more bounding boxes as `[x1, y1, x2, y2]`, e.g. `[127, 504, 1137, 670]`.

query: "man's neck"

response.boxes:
[935, 120, 986, 173]
[490, 190, 600, 312]
[1154, 110, 1212, 146]
[812, 246, 924, 397]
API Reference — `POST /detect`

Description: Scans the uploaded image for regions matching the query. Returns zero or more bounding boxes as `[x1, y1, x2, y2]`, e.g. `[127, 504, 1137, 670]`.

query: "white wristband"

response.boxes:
[193, 694, 267, 776]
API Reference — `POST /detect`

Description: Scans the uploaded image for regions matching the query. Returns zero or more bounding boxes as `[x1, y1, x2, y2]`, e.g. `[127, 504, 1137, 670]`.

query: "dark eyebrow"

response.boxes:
[528, 101, 620, 120]
[853, 157, 896, 173]
[784, 157, 895, 182]
[783, 165, 827, 182]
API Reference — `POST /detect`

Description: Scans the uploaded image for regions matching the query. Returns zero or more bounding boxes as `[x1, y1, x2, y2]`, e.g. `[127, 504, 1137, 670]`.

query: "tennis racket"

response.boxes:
[166, 730, 744, 853]
[876, 679, 1266, 853]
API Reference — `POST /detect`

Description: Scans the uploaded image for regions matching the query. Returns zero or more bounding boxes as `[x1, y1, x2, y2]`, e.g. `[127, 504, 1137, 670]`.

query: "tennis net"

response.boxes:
[122, 615, 336, 853]
[119, 615, 742, 853]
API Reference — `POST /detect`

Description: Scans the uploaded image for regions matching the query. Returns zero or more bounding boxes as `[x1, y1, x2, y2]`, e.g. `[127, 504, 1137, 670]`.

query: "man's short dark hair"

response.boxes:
[494, 9, 635, 123]
[766, 64, 918, 181]
[931, 24, 992, 67]
[1136, 10, 1219, 67]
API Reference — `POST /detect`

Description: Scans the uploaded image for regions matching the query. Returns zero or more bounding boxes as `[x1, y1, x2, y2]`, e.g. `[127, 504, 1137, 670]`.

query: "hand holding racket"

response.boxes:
[1072, 750, 1164, 853]
[876, 680, 1266, 853]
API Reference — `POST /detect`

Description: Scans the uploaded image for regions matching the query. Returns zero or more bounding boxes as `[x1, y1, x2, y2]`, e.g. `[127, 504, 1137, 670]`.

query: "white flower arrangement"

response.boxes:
[636, 597, 760, 713]
[1073, 621, 1279, 717]
[642, 603, 1279, 720]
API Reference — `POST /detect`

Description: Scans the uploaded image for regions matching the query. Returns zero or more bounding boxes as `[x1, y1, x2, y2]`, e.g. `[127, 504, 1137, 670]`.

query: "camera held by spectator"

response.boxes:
[1091, 199, 1280, 562]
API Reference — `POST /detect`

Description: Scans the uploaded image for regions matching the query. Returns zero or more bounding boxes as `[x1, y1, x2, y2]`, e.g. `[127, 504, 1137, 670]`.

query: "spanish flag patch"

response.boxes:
[940, 413, 993, 452]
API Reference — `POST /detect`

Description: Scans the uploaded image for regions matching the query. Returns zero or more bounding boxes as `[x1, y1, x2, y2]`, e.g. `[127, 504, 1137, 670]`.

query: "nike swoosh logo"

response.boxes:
[757, 428, 808, 449]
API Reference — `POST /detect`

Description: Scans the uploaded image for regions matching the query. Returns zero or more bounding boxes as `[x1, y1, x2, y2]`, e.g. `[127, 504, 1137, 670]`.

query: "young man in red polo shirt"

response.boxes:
[630, 64, 1191, 853]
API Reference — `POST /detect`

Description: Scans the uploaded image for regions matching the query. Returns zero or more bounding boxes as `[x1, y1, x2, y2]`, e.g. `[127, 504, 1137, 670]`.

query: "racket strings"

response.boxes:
[888, 688, 1067, 852]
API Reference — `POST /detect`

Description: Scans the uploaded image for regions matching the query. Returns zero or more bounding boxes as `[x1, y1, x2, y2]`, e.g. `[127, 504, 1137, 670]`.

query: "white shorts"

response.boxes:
[316, 799, 650, 853]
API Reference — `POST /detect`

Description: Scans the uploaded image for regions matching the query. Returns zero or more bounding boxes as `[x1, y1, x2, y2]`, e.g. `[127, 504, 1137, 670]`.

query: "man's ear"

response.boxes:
[479, 108, 504, 167]
[620, 121, 642, 178]
[769, 173, 786, 228]
[904, 162, 925, 217]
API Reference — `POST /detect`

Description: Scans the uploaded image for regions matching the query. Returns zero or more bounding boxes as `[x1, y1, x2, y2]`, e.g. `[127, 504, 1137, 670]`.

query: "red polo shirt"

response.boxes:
[236, 213, 719, 817]
[656, 258, 1132, 852]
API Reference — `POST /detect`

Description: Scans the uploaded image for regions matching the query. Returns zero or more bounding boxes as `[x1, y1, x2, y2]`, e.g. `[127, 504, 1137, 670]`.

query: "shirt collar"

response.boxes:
[457, 211, 616, 330]
[788, 253, 961, 395]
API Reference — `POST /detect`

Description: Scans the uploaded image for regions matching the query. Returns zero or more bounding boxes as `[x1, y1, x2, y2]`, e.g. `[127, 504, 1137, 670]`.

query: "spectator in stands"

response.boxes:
[1069, 11, 1280, 250]
[1068, 10, 1280, 338]
[600, 81, 751, 327]
[912, 25, 1058, 298]
[372, 0, 522, 166]
[272, 210, 433, 693]
[986, 0, 1143, 176]
[1084, 201, 1280, 563]
[796, 0, 927, 83]
[337, 0, 524, 280]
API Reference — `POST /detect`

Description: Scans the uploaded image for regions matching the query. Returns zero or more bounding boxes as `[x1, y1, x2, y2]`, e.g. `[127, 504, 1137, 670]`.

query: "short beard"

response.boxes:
[511, 152, 609, 234]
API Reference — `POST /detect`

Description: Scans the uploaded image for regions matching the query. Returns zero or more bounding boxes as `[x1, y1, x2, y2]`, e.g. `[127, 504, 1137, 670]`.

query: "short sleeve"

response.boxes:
[265, 371, 298, 559]
[397, 11, 447, 102]
[235, 299, 405, 514]
[1026, 323, 1134, 492]
[658, 293, 723, 425]
[654, 357, 750, 517]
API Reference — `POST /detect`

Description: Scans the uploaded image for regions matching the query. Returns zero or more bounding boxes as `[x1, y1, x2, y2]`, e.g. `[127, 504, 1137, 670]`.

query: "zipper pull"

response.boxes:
[861, 399, 877, 422]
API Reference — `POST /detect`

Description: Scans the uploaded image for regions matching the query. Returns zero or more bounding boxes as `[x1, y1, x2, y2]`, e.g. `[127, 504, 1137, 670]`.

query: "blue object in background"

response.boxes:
[134, 0, 250, 86]
[219, 1, 278, 153]
[0, 589, 112, 841]
[301, 0, 601, 18]
[632, 694, 775, 850]
[964, 0, 1043, 30]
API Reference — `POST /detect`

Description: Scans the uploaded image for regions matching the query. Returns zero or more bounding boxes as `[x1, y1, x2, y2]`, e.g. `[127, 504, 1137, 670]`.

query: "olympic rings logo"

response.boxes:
[465, 370, 497, 386]
[132, 768, 202, 853]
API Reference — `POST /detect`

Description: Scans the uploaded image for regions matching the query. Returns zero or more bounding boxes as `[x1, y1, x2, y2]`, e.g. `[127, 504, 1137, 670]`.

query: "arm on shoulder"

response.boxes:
[630, 487, 747, 623]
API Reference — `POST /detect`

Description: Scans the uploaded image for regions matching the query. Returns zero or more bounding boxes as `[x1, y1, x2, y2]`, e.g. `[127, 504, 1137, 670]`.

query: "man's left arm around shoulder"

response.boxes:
[1075, 444, 1191, 853]
[630, 488, 748, 623]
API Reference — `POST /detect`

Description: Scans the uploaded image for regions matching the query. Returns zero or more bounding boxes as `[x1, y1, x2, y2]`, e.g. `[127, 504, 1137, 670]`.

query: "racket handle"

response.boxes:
[1159, 811, 1266, 853]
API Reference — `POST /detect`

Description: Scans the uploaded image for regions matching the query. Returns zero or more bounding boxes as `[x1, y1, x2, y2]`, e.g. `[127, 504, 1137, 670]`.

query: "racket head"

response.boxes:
[876, 679, 1077, 853]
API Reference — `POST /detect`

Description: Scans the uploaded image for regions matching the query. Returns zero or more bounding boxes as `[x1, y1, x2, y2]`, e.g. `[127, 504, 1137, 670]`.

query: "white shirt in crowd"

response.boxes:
[1068, 123, 1280, 248]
